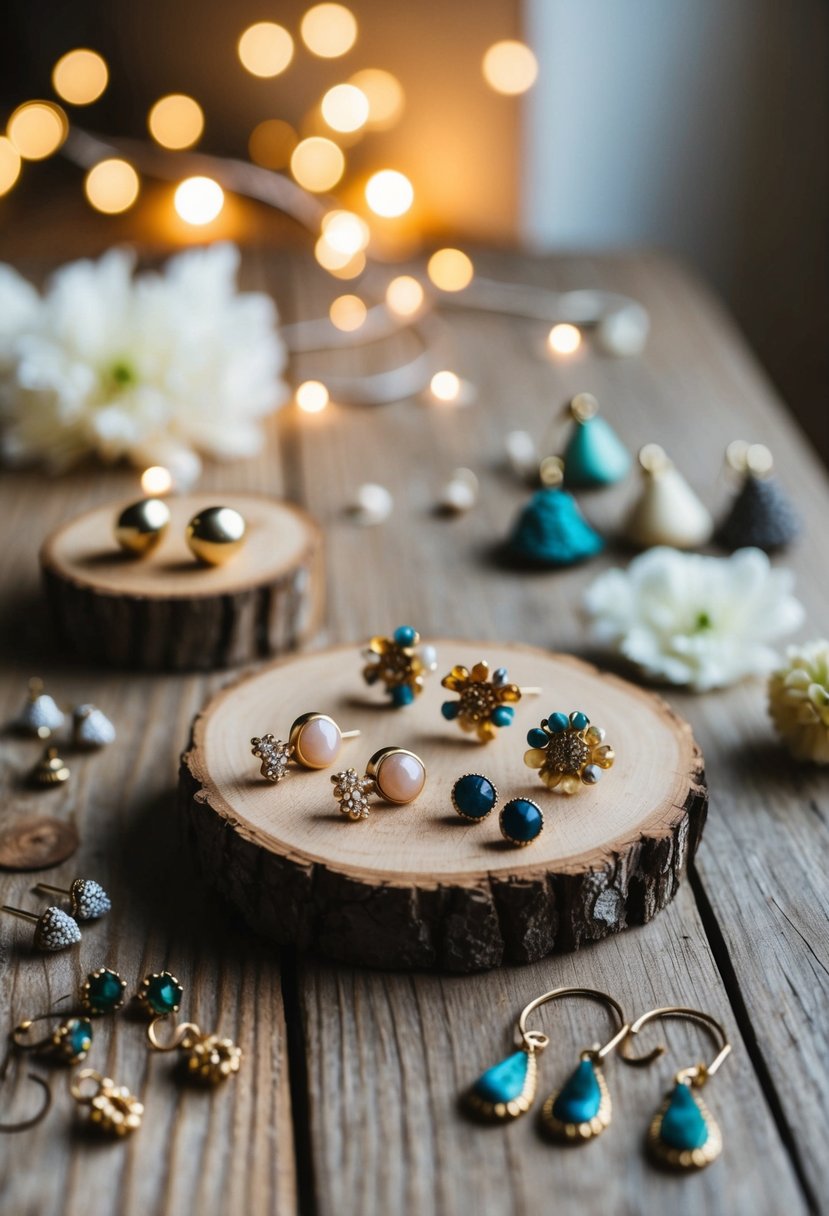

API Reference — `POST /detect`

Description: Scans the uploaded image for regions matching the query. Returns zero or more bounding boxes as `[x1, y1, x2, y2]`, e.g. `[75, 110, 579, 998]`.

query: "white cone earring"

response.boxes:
[16, 678, 64, 739]
[72, 705, 116, 748]
[251, 712, 360, 782]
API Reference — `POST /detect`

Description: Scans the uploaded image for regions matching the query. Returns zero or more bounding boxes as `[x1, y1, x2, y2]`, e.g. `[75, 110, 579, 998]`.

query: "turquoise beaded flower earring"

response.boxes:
[440, 660, 541, 742]
[361, 626, 437, 707]
[464, 986, 629, 1141]
[524, 709, 614, 793]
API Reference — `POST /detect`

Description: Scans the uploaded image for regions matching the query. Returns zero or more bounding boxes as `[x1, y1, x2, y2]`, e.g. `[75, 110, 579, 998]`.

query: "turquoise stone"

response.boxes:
[391, 684, 414, 707]
[67, 1017, 93, 1058]
[471, 1050, 529, 1104]
[659, 1083, 709, 1151]
[145, 974, 183, 1015]
[552, 1059, 602, 1124]
[548, 712, 569, 732]
[86, 969, 124, 1014]
[441, 701, 459, 720]
[507, 487, 604, 567]
[563, 415, 631, 488]
[569, 710, 589, 731]
[491, 706, 514, 727]
[393, 625, 417, 647]
[500, 798, 543, 844]
[452, 774, 497, 821]
[527, 727, 548, 748]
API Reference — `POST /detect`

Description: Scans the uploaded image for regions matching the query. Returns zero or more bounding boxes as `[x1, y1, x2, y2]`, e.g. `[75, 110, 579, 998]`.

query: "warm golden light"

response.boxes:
[329, 294, 367, 332]
[427, 248, 474, 292]
[321, 83, 369, 133]
[321, 210, 370, 255]
[174, 176, 224, 225]
[290, 137, 345, 192]
[0, 137, 21, 196]
[238, 22, 294, 77]
[296, 380, 330, 413]
[300, 4, 357, 58]
[327, 251, 366, 280]
[141, 466, 173, 496]
[385, 275, 424, 317]
[7, 102, 67, 160]
[349, 69, 404, 129]
[52, 49, 108, 105]
[148, 94, 204, 150]
[547, 323, 582, 355]
[84, 159, 140, 214]
[364, 169, 413, 218]
[430, 371, 462, 403]
[248, 119, 297, 169]
[482, 40, 538, 95]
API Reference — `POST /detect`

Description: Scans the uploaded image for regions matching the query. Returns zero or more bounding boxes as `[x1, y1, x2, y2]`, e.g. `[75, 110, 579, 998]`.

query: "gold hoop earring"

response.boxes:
[0, 1050, 52, 1133]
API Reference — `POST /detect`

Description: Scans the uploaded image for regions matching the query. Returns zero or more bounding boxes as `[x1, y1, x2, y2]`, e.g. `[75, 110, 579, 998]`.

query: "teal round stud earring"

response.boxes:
[136, 970, 184, 1018]
[451, 773, 498, 822]
[560, 393, 631, 488]
[81, 967, 128, 1016]
[499, 797, 544, 846]
[506, 457, 604, 567]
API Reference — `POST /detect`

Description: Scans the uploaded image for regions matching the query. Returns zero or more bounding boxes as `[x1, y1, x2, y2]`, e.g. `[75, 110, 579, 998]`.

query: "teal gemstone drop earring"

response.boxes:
[618, 1005, 732, 1170]
[463, 986, 629, 1131]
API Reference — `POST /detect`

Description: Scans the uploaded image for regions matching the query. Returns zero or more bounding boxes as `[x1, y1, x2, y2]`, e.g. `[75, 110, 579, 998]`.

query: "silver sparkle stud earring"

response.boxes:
[0, 904, 81, 951]
[32, 877, 111, 922]
[72, 705, 116, 749]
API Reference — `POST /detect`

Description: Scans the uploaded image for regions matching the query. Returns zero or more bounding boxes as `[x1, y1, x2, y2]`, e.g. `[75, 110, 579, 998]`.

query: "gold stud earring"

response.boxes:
[524, 710, 614, 793]
[28, 746, 70, 788]
[32, 877, 111, 921]
[0, 904, 81, 951]
[251, 712, 360, 783]
[331, 747, 426, 821]
[440, 659, 541, 742]
[147, 1016, 242, 1085]
[12, 1010, 94, 1065]
[186, 506, 246, 566]
[16, 677, 64, 739]
[114, 497, 171, 556]
[69, 1069, 143, 1137]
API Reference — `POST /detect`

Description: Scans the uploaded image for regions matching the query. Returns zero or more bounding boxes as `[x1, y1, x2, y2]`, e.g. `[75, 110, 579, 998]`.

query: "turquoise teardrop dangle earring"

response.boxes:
[559, 393, 631, 488]
[619, 1005, 731, 1170]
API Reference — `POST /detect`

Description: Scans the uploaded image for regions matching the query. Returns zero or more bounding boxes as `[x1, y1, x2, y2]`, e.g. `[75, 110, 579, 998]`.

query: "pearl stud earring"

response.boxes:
[331, 747, 427, 820]
[251, 713, 361, 783]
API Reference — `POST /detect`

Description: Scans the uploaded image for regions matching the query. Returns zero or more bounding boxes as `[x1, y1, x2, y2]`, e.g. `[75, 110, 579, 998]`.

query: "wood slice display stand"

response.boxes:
[40, 493, 323, 671]
[180, 642, 707, 972]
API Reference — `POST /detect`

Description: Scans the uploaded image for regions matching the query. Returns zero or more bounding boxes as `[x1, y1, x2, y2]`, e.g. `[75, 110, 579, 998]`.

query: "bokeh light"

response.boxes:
[52, 49, 108, 105]
[547, 323, 582, 355]
[321, 84, 369, 133]
[174, 176, 224, 225]
[84, 159, 140, 214]
[349, 69, 404, 129]
[300, 4, 358, 58]
[141, 466, 173, 496]
[326, 251, 366, 280]
[291, 137, 345, 192]
[321, 210, 370, 255]
[148, 94, 204, 150]
[238, 22, 294, 77]
[296, 380, 330, 413]
[248, 119, 298, 170]
[430, 371, 461, 403]
[7, 102, 67, 160]
[386, 276, 424, 317]
[329, 294, 367, 332]
[482, 40, 538, 95]
[427, 248, 474, 292]
[0, 137, 22, 196]
[364, 169, 413, 218]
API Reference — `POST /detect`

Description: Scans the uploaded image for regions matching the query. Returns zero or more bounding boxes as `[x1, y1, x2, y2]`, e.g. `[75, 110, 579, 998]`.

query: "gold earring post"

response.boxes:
[618, 1005, 732, 1079]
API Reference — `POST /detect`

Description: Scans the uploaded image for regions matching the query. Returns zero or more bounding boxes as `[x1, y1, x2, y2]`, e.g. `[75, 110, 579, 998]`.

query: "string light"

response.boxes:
[51, 49, 108, 105]
[0, 137, 21, 196]
[427, 248, 473, 292]
[148, 94, 204, 150]
[296, 381, 330, 413]
[300, 4, 358, 58]
[429, 371, 462, 403]
[174, 176, 224, 225]
[321, 210, 370, 255]
[290, 137, 345, 192]
[248, 119, 297, 169]
[141, 466, 173, 496]
[349, 69, 404, 129]
[385, 276, 424, 317]
[329, 294, 367, 331]
[238, 22, 294, 77]
[7, 102, 67, 160]
[365, 169, 413, 218]
[547, 323, 582, 355]
[321, 84, 369, 133]
[482, 40, 538, 95]
[84, 158, 139, 214]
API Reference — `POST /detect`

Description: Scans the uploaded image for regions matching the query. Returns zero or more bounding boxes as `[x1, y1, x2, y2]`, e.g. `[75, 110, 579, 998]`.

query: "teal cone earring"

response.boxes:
[618, 1005, 731, 1171]
[463, 986, 629, 1129]
[560, 392, 631, 488]
[506, 457, 604, 567]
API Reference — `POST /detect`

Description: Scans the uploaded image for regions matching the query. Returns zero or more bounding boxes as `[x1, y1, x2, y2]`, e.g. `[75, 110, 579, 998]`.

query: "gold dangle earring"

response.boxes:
[618, 1005, 731, 1170]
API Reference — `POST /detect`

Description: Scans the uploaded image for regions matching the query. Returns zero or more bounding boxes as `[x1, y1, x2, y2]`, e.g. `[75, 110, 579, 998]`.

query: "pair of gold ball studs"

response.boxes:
[114, 499, 246, 567]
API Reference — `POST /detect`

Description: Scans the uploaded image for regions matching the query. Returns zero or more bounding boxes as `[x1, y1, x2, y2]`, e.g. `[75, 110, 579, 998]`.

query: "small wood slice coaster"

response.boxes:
[180, 642, 707, 973]
[40, 493, 324, 671]
[0, 816, 79, 871]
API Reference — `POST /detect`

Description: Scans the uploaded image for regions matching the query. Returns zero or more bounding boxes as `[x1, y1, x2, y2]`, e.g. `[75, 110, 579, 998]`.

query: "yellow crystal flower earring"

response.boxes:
[440, 660, 541, 741]
[619, 1006, 731, 1170]
[524, 710, 614, 792]
[361, 625, 437, 707]
[147, 1015, 242, 1085]
[70, 1069, 143, 1137]
[331, 747, 426, 820]
[251, 712, 360, 782]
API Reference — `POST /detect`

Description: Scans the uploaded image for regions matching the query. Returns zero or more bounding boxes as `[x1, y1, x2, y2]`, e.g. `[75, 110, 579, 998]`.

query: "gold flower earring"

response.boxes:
[524, 710, 614, 792]
[440, 660, 541, 742]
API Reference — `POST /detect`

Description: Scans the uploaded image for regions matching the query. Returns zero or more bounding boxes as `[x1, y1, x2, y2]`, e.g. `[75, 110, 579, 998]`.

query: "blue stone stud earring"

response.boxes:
[618, 1005, 731, 1170]
[499, 798, 544, 846]
[525, 710, 614, 794]
[81, 967, 128, 1016]
[361, 625, 437, 707]
[440, 660, 541, 742]
[135, 970, 183, 1018]
[451, 773, 498, 822]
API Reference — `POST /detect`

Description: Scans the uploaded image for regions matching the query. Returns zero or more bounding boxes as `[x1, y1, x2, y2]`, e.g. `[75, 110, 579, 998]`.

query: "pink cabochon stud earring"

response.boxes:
[251, 712, 360, 783]
[331, 747, 427, 821]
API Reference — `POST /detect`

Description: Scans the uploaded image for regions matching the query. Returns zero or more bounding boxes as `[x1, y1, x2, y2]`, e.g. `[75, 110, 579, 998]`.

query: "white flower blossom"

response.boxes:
[769, 640, 829, 763]
[0, 243, 287, 480]
[583, 546, 805, 692]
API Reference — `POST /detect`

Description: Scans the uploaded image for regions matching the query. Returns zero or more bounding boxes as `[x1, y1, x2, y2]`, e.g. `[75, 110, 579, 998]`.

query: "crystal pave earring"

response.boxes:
[251, 713, 360, 783]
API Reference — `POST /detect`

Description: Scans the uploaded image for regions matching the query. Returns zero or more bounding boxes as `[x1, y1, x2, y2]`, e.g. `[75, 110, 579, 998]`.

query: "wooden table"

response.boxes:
[0, 244, 826, 1216]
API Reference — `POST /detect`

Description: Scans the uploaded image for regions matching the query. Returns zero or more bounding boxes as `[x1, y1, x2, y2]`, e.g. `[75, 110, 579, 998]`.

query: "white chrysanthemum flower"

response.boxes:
[584, 546, 804, 692]
[0, 243, 288, 480]
[769, 640, 829, 763]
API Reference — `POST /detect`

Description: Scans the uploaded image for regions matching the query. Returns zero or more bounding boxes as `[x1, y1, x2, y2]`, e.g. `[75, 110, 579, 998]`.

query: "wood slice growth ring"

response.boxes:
[180, 642, 707, 972]
[40, 493, 323, 671]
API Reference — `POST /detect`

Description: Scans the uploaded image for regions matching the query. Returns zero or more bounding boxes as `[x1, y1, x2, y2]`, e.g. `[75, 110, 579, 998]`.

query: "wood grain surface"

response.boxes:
[0, 235, 826, 1216]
